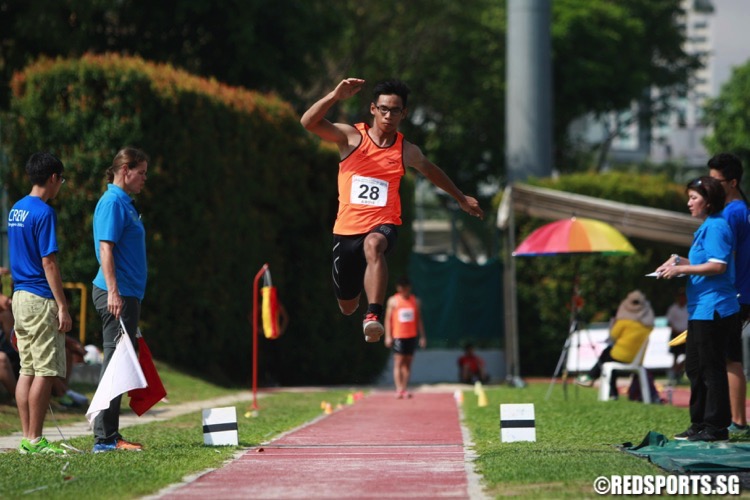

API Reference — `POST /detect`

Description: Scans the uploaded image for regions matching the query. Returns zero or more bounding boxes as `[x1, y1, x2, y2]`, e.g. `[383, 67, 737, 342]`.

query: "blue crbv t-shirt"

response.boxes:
[7, 195, 59, 298]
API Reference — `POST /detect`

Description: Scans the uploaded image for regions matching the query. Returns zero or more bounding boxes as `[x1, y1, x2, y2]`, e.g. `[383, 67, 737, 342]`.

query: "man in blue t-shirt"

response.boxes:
[709, 152, 750, 437]
[7, 152, 72, 454]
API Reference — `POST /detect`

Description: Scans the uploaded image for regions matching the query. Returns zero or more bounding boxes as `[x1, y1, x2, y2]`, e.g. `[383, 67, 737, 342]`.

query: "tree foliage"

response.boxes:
[552, 0, 701, 169]
[304, 0, 697, 192]
[0, 0, 343, 107]
[1, 0, 698, 192]
[316, 0, 505, 197]
[703, 60, 750, 172]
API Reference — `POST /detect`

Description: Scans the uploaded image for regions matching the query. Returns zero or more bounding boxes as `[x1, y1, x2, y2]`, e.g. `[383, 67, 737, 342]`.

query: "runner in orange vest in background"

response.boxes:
[300, 78, 483, 343]
[384, 276, 426, 399]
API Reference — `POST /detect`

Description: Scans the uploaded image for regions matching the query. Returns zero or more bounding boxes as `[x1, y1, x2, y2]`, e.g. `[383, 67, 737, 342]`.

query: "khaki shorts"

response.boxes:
[12, 290, 66, 377]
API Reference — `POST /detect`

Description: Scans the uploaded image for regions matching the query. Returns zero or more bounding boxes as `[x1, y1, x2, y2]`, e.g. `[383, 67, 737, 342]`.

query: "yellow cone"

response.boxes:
[477, 389, 488, 407]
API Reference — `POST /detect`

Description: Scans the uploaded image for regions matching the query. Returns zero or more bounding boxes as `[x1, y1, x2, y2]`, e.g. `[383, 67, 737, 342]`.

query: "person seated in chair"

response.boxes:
[458, 343, 489, 384]
[576, 290, 655, 399]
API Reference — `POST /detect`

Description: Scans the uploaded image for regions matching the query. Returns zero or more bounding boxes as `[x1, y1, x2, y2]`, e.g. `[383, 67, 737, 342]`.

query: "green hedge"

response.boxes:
[2, 54, 411, 385]
[503, 173, 690, 376]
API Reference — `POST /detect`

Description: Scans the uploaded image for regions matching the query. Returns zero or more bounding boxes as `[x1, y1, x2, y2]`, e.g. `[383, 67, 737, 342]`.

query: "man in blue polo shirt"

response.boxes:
[91, 147, 149, 453]
[8, 152, 72, 454]
[709, 153, 750, 438]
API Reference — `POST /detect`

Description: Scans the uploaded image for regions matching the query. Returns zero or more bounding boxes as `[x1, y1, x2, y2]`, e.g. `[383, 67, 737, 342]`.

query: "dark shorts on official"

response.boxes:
[726, 304, 750, 363]
[392, 337, 418, 356]
[332, 224, 398, 300]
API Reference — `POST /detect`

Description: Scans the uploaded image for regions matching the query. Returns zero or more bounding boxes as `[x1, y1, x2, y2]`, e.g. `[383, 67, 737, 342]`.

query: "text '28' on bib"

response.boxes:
[350, 175, 389, 207]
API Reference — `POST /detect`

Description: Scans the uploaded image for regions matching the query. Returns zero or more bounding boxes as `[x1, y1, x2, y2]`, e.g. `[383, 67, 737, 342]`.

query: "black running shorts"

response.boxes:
[392, 337, 418, 356]
[727, 305, 748, 363]
[332, 224, 398, 300]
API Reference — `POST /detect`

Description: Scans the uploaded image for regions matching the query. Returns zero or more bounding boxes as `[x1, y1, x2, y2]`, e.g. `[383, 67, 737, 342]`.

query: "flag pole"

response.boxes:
[252, 263, 269, 410]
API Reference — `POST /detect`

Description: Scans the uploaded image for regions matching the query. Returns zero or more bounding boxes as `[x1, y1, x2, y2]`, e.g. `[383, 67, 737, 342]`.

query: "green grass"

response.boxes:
[153, 361, 239, 403]
[461, 382, 696, 498]
[0, 389, 353, 499]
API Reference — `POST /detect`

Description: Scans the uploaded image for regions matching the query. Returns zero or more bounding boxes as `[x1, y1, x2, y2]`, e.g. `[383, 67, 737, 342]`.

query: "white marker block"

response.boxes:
[202, 407, 239, 446]
[500, 403, 536, 442]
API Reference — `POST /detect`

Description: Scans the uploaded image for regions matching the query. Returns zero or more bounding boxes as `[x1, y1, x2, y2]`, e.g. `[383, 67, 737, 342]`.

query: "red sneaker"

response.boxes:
[362, 313, 384, 342]
[116, 438, 143, 451]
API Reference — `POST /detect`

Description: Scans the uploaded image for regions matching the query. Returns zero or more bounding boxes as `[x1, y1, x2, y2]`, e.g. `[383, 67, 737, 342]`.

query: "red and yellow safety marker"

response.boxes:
[261, 285, 280, 339]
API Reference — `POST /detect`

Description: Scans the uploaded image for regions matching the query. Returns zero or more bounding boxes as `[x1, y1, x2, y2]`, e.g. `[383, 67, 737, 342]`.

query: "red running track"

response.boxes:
[668, 385, 750, 414]
[160, 392, 475, 499]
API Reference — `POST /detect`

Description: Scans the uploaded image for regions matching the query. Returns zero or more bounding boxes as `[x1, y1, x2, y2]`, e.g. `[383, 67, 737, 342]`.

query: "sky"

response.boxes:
[711, 0, 750, 95]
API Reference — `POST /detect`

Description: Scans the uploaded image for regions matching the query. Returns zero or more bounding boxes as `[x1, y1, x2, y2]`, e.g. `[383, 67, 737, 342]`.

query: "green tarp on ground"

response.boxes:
[623, 431, 750, 472]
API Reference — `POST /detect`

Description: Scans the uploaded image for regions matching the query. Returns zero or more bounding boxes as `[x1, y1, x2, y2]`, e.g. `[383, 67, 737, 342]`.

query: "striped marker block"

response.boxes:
[500, 403, 536, 442]
[202, 407, 239, 446]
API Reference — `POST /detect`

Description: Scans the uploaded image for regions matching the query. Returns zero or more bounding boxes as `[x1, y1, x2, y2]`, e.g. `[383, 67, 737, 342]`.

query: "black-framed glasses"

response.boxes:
[374, 104, 403, 116]
[58, 174, 66, 184]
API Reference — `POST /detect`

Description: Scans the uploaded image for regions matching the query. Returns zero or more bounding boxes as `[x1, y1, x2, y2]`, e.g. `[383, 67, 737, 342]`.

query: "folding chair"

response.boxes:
[598, 338, 652, 404]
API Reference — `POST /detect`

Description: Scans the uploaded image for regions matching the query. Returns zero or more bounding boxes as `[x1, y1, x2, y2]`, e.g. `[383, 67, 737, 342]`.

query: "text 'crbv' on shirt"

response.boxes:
[687, 214, 739, 320]
[7, 195, 59, 299]
[333, 123, 405, 235]
[92, 184, 147, 300]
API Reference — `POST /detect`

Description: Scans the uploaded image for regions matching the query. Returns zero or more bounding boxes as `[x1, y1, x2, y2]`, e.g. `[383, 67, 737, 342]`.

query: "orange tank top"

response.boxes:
[390, 293, 419, 339]
[332, 123, 405, 235]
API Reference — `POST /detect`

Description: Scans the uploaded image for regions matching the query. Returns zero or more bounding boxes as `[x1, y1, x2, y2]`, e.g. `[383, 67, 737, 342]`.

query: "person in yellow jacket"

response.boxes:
[576, 290, 655, 399]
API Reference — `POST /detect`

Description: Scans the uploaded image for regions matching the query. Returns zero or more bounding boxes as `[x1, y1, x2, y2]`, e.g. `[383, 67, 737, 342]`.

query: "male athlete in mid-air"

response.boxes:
[301, 78, 483, 342]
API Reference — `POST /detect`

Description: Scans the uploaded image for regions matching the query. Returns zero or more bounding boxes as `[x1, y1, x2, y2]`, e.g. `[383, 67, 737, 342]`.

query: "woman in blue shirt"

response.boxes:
[657, 176, 739, 442]
[91, 147, 149, 453]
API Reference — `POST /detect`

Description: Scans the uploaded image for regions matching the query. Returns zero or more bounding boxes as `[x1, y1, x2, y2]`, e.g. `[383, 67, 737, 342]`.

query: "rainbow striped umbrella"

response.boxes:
[513, 217, 636, 257]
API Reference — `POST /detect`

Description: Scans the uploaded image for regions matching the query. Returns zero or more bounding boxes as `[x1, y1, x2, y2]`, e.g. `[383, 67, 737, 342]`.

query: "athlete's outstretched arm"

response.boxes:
[404, 142, 484, 219]
[300, 78, 365, 150]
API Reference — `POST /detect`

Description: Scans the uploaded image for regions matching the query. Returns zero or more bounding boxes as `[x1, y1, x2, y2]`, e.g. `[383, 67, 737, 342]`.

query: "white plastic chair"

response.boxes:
[597, 338, 652, 403]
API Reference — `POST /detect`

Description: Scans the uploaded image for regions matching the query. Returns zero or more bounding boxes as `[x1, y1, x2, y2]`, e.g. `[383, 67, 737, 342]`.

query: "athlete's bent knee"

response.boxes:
[338, 299, 359, 316]
[363, 234, 387, 259]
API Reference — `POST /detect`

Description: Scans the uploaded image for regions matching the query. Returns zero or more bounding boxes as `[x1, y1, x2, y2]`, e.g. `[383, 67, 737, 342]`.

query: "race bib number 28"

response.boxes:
[351, 175, 389, 207]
